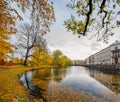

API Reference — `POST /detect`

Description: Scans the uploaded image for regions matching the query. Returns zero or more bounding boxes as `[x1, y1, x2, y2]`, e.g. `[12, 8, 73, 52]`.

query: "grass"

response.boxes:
[0, 65, 51, 102]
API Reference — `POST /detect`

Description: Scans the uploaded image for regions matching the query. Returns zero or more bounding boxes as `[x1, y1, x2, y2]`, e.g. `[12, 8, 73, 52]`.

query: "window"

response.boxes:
[115, 47, 118, 50]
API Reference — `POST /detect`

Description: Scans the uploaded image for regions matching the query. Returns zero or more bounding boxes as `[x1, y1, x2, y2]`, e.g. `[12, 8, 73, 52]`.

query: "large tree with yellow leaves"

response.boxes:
[0, 0, 16, 60]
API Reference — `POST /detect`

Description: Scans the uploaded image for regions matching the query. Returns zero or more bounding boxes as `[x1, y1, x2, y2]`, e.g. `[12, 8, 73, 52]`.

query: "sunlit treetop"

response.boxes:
[65, 0, 120, 43]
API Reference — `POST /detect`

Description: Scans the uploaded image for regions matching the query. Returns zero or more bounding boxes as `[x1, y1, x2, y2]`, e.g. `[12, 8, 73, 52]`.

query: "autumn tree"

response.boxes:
[64, 0, 120, 43]
[52, 50, 72, 67]
[0, 0, 55, 62]
[59, 56, 72, 67]
[30, 49, 52, 66]
[17, 23, 47, 66]
[52, 50, 62, 67]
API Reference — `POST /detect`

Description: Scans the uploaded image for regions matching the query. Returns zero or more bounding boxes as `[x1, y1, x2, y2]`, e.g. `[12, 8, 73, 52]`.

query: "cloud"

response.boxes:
[45, 24, 120, 60]
[90, 43, 101, 51]
[11, 0, 120, 60]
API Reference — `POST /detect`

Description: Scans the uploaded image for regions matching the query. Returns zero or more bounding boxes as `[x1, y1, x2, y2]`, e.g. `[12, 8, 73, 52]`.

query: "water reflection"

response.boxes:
[20, 71, 33, 89]
[21, 66, 120, 101]
[20, 70, 46, 101]
[90, 68, 120, 94]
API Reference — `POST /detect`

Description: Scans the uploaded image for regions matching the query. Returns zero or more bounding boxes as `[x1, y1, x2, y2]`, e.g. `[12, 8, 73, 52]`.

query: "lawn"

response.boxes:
[0, 66, 38, 102]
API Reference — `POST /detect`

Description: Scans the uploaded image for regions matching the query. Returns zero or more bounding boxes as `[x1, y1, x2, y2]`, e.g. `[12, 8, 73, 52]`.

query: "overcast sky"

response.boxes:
[11, 0, 120, 60]
[43, 0, 120, 60]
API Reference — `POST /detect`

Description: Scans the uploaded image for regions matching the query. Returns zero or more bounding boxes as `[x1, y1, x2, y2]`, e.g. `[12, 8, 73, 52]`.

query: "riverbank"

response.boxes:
[83, 64, 120, 72]
[0, 66, 51, 102]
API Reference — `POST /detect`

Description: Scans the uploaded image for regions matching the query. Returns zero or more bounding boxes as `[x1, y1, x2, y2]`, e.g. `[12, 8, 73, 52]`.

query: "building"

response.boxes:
[85, 40, 120, 65]
[73, 60, 85, 65]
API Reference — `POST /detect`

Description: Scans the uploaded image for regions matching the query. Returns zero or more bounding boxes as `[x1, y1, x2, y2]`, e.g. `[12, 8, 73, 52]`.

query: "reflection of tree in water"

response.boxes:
[33, 68, 67, 82]
[89, 68, 120, 94]
[33, 68, 51, 80]
[30, 68, 67, 101]
[51, 68, 66, 81]
[23, 71, 47, 101]
[24, 71, 30, 89]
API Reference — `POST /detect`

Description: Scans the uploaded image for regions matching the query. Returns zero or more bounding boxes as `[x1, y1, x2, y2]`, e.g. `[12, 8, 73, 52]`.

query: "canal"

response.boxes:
[20, 66, 120, 102]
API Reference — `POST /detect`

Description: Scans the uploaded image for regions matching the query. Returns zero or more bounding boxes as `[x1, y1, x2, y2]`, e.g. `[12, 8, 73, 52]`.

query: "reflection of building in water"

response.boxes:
[90, 70, 120, 94]
[85, 40, 120, 65]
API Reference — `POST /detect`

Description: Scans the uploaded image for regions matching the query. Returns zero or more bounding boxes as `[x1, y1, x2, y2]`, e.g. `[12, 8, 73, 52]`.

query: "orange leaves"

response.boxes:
[0, 68, 32, 101]
[0, 0, 16, 60]
[0, 1, 16, 34]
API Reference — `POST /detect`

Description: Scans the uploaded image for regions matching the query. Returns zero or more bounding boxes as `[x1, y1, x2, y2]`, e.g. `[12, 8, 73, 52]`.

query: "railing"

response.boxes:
[111, 49, 120, 53]
[111, 55, 118, 58]
[83, 64, 120, 72]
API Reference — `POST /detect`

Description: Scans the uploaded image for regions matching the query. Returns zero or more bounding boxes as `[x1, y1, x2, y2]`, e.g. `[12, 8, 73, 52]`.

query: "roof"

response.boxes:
[85, 40, 120, 60]
[110, 40, 120, 46]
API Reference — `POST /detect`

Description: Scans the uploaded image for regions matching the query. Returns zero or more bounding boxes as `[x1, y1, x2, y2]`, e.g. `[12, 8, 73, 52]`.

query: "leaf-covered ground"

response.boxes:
[0, 66, 37, 102]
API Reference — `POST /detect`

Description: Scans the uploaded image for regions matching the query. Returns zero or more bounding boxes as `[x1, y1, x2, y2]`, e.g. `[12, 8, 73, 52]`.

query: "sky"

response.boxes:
[43, 0, 120, 60]
[11, 0, 120, 60]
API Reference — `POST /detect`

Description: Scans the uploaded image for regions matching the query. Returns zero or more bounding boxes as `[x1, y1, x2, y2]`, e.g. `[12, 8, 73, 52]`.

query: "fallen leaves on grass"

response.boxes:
[0, 68, 31, 101]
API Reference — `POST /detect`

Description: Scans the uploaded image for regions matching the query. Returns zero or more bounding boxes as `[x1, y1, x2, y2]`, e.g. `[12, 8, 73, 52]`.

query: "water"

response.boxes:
[20, 66, 120, 102]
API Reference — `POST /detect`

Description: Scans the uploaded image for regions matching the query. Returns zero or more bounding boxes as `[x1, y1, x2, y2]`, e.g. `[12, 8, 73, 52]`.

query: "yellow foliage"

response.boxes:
[0, 0, 16, 60]
[30, 49, 52, 66]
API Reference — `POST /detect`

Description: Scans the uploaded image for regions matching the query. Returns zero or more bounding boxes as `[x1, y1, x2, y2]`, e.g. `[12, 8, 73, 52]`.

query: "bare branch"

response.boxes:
[83, 0, 93, 36]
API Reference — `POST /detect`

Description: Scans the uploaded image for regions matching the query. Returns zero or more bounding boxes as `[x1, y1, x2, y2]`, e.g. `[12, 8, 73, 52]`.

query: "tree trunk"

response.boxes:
[23, 49, 29, 66]
[23, 58, 27, 66]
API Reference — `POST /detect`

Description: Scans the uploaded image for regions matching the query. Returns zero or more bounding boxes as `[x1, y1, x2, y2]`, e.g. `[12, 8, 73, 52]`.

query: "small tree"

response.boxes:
[30, 49, 52, 66]
[52, 50, 73, 67]
[52, 50, 62, 67]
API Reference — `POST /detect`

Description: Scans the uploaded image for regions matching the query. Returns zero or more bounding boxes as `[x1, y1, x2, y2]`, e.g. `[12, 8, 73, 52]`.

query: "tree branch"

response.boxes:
[83, 0, 92, 35]
[99, 0, 108, 27]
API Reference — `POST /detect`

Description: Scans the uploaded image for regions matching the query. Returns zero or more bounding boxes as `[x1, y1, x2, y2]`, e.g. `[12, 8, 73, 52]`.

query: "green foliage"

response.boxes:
[52, 50, 72, 67]
[52, 50, 62, 59]
[117, 0, 120, 4]
[59, 56, 72, 67]
[64, 15, 85, 34]
[52, 50, 62, 67]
